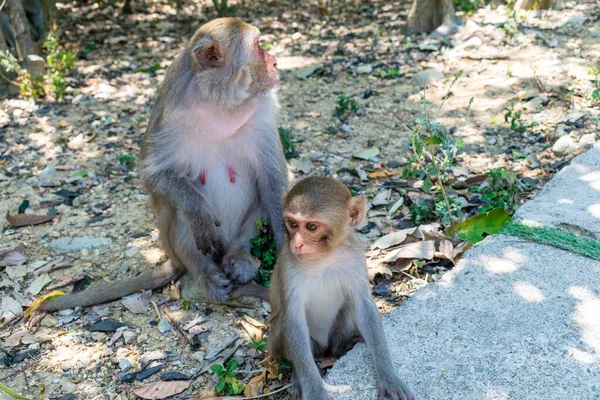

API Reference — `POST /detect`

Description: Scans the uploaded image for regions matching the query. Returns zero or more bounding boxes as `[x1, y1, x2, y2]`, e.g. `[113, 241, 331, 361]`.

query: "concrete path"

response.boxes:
[325, 143, 600, 400]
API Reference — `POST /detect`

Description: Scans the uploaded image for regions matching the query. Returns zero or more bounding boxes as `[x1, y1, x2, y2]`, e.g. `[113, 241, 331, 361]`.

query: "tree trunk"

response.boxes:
[515, 0, 561, 9]
[8, 0, 34, 60]
[406, 0, 457, 34]
[41, 0, 56, 37]
[122, 0, 133, 14]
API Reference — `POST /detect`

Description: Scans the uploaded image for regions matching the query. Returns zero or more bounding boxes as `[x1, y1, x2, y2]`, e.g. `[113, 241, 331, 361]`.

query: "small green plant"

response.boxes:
[118, 153, 136, 169]
[44, 35, 76, 99]
[210, 360, 245, 396]
[453, 0, 485, 13]
[212, 0, 234, 17]
[378, 69, 400, 78]
[249, 336, 267, 352]
[504, 103, 526, 132]
[0, 35, 75, 99]
[182, 300, 190, 311]
[472, 168, 521, 214]
[0, 51, 43, 98]
[139, 63, 162, 73]
[278, 127, 299, 159]
[409, 199, 432, 223]
[404, 72, 470, 231]
[589, 64, 600, 102]
[335, 95, 358, 118]
[250, 218, 277, 287]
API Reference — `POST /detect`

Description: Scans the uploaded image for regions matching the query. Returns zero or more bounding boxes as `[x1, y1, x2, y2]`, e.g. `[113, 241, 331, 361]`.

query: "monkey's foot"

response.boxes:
[222, 250, 260, 284]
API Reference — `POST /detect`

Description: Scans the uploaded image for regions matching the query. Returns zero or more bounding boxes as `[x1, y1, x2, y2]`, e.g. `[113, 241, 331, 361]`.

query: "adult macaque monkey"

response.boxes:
[268, 177, 415, 400]
[41, 18, 287, 311]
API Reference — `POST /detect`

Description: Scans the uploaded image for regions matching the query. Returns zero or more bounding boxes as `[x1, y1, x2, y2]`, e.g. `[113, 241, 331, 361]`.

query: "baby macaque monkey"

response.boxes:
[40, 18, 286, 311]
[268, 176, 415, 400]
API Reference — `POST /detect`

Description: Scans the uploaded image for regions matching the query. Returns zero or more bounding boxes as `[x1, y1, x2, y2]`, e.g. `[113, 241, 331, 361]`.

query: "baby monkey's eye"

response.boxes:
[287, 220, 299, 229]
[306, 222, 319, 232]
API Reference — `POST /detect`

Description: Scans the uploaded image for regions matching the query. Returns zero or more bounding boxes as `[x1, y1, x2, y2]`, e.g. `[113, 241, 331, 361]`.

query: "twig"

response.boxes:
[150, 301, 162, 320]
[0, 0, 7, 12]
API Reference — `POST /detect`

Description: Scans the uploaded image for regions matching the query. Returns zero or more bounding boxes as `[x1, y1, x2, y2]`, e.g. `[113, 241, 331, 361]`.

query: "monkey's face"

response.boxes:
[284, 214, 328, 261]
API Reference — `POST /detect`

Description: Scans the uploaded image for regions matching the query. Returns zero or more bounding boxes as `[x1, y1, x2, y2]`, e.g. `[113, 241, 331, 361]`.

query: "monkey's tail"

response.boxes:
[40, 261, 184, 312]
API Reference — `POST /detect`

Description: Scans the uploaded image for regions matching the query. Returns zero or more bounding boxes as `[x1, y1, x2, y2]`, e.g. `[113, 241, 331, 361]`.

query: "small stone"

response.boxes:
[25, 176, 39, 186]
[122, 331, 136, 344]
[565, 15, 584, 26]
[527, 154, 541, 168]
[291, 32, 301, 40]
[552, 136, 576, 156]
[458, 36, 483, 49]
[578, 133, 597, 147]
[356, 64, 373, 74]
[552, 124, 568, 139]
[50, 237, 113, 254]
[38, 166, 56, 182]
[157, 319, 172, 335]
[119, 358, 132, 371]
[41, 314, 59, 327]
[411, 69, 444, 86]
[339, 124, 353, 133]
[125, 246, 139, 257]
[24, 54, 46, 77]
[191, 351, 206, 363]
[67, 134, 84, 151]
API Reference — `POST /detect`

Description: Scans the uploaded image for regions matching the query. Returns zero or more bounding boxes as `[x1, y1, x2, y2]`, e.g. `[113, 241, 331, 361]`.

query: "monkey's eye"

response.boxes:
[287, 220, 298, 229]
[306, 222, 319, 232]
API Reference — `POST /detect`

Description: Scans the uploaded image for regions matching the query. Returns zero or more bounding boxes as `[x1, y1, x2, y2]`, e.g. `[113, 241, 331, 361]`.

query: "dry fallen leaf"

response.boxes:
[317, 357, 337, 369]
[133, 380, 191, 399]
[435, 239, 455, 263]
[237, 315, 266, 342]
[6, 212, 56, 228]
[368, 169, 399, 179]
[383, 241, 435, 263]
[243, 370, 266, 397]
[24, 291, 65, 318]
[0, 248, 27, 267]
[260, 356, 280, 380]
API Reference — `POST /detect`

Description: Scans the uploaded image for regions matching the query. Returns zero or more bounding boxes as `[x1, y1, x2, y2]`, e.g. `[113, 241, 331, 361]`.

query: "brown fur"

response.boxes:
[268, 177, 414, 400]
[41, 18, 286, 312]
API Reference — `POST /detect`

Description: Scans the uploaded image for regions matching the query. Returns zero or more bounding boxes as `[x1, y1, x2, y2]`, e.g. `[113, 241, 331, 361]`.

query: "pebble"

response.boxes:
[50, 237, 113, 254]
[191, 351, 206, 364]
[356, 64, 373, 74]
[578, 133, 597, 147]
[125, 246, 139, 257]
[119, 358, 132, 371]
[552, 135, 576, 156]
[157, 319, 172, 335]
[122, 331, 136, 344]
[339, 124, 353, 133]
[38, 166, 57, 182]
[411, 69, 444, 86]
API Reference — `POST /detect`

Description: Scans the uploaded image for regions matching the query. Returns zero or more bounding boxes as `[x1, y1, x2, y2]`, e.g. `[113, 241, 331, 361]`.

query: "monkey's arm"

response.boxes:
[144, 169, 225, 257]
[255, 139, 287, 249]
[355, 294, 415, 400]
[282, 307, 330, 400]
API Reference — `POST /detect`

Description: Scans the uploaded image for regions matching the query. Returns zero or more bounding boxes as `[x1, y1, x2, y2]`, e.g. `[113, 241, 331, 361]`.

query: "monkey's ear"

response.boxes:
[193, 39, 224, 67]
[348, 195, 366, 227]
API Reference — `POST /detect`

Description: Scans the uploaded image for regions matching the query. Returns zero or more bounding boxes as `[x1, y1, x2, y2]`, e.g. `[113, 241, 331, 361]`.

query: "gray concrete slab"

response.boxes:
[516, 142, 600, 236]
[325, 143, 600, 400]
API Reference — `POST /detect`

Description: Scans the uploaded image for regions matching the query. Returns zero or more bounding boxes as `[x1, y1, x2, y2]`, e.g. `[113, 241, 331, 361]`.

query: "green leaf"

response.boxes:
[447, 208, 511, 243]
[225, 376, 246, 395]
[210, 364, 224, 374]
[226, 359, 238, 374]
[216, 380, 226, 394]
[512, 150, 527, 158]
[182, 300, 190, 311]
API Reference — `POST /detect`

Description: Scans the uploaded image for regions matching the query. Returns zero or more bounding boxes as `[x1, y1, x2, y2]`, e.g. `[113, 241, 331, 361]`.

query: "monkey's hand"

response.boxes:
[184, 206, 226, 259]
[377, 373, 415, 400]
[204, 270, 233, 302]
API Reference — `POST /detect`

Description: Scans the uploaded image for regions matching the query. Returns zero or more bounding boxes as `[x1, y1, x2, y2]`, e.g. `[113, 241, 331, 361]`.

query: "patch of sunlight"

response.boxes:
[513, 281, 545, 303]
[142, 248, 164, 264]
[567, 286, 600, 359]
[588, 204, 600, 219]
[484, 390, 514, 400]
[327, 383, 353, 395]
[277, 56, 323, 70]
[579, 171, 600, 191]
[480, 256, 519, 274]
[569, 347, 596, 364]
[557, 198, 574, 204]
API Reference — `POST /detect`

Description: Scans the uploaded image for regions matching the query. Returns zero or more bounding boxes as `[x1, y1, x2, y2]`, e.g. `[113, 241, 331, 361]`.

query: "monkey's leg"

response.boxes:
[222, 206, 261, 284]
[168, 210, 233, 303]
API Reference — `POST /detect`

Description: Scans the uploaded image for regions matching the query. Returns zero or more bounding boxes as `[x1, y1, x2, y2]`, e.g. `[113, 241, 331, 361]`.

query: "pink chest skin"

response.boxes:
[198, 166, 236, 186]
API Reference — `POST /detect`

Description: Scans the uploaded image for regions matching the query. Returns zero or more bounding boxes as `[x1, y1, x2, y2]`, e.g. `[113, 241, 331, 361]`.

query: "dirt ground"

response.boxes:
[1, 0, 599, 398]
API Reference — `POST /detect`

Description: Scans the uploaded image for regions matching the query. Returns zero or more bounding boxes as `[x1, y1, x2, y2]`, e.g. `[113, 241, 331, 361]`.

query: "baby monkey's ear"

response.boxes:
[347, 195, 366, 227]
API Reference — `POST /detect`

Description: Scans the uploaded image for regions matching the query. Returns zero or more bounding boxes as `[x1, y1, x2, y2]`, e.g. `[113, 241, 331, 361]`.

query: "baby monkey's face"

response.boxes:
[284, 214, 329, 261]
